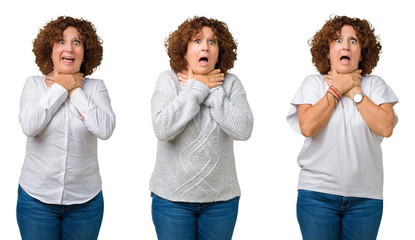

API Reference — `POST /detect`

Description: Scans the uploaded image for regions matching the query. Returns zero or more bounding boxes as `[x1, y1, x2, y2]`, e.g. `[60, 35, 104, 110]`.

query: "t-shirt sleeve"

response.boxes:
[286, 75, 324, 134]
[369, 76, 399, 106]
[368, 76, 399, 126]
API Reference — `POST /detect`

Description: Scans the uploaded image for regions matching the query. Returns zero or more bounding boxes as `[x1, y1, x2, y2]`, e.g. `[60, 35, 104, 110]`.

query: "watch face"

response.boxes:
[354, 93, 363, 103]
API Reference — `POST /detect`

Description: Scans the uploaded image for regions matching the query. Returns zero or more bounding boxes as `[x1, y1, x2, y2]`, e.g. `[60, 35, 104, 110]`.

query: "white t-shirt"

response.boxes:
[287, 74, 398, 200]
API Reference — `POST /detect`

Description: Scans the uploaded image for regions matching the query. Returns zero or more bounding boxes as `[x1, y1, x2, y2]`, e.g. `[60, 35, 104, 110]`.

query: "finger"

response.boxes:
[211, 82, 223, 88]
[208, 69, 221, 75]
[325, 75, 333, 80]
[210, 73, 224, 80]
[211, 75, 224, 82]
[177, 73, 184, 79]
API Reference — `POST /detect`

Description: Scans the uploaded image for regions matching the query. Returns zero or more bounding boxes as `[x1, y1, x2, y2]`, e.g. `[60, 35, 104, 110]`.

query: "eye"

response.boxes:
[209, 39, 216, 45]
[58, 40, 65, 44]
[335, 39, 341, 43]
[74, 40, 81, 46]
[194, 39, 200, 43]
[350, 38, 357, 44]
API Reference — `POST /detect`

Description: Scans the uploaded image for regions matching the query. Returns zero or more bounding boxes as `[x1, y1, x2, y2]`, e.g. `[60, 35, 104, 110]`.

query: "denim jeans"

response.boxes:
[16, 186, 104, 240]
[152, 194, 239, 240]
[297, 190, 383, 240]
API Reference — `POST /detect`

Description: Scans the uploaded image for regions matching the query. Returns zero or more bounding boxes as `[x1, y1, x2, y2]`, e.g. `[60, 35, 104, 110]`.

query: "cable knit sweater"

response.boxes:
[150, 70, 253, 203]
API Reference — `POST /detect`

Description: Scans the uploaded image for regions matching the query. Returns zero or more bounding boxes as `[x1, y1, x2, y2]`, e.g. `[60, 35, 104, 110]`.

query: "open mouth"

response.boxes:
[340, 56, 350, 65]
[199, 57, 208, 62]
[62, 57, 75, 63]
[199, 57, 209, 66]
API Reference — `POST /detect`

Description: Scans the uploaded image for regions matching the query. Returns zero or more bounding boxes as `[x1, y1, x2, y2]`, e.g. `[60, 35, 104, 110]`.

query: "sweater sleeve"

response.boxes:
[69, 79, 116, 140]
[151, 71, 210, 141]
[203, 74, 253, 141]
[19, 76, 68, 137]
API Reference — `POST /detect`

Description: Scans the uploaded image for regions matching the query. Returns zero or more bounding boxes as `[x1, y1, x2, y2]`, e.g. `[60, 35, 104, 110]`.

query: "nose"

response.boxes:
[64, 42, 74, 52]
[341, 41, 350, 50]
[201, 39, 209, 52]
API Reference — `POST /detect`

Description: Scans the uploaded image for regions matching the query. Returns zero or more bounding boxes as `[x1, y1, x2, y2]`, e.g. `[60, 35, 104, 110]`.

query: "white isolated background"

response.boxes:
[0, 0, 413, 239]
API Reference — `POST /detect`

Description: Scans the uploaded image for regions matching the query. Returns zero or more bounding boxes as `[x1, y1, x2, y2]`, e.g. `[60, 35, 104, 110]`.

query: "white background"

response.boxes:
[1, 0, 413, 239]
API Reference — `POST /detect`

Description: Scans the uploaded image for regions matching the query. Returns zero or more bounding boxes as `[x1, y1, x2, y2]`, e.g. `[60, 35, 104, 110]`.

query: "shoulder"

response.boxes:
[84, 77, 103, 84]
[361, 75, 388, 89]
[23, 76, 46, 90]
[154, 70, 180, 90]
[25, 75, 45, 84]
[304, 74, 324, 83]
[82, 78, 110, 95]
[159, 70, 177, 80]
[223, 73, 239, 85]
[362, 74, 384, 83]
[298, 74, 325, 90]
[222, 73, 247, 92]
[224, 73, 238, 80]
[83, 77, 105, 88]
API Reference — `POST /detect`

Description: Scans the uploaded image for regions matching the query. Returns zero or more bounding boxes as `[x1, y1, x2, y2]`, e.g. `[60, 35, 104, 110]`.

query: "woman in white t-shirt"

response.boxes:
[287, 15, 398, 240]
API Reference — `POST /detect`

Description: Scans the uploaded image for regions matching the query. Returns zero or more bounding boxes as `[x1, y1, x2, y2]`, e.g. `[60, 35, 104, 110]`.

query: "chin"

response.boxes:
[336, 66, 357, 74]
[196, 68, 214, 75]
[56, 67, 80, 74]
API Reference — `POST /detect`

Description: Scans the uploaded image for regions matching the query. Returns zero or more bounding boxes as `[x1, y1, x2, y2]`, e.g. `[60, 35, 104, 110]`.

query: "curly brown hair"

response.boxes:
[309, 15, 381, 75]
[165, 16, 237, 74]
[32, 16, 103, 76]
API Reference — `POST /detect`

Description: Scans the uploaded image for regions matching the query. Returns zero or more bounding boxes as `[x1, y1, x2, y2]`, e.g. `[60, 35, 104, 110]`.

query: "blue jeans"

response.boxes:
[152, 194, 239, 240]
[297, 190, 383, 240]
[16, 186, 104, 240]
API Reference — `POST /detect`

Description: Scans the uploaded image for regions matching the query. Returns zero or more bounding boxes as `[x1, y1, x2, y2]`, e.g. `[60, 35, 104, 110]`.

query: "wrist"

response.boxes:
[349, 87, 362, 96]
[328, 86, 341, 98]
[353, 92, 366, 104]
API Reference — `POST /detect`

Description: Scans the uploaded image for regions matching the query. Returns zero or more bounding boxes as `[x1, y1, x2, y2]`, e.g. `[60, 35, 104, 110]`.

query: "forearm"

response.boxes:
[70, 83, 116, 140]
[356, 98, 395, 137]
[208, 87, 253, 140]
[298, 92, 337, 137]
[19, 81, 67, 137]
[152, 79, 210, 141]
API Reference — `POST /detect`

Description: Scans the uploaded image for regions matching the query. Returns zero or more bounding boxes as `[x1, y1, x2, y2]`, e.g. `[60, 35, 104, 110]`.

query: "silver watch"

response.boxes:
[353, 92, 366, 104]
